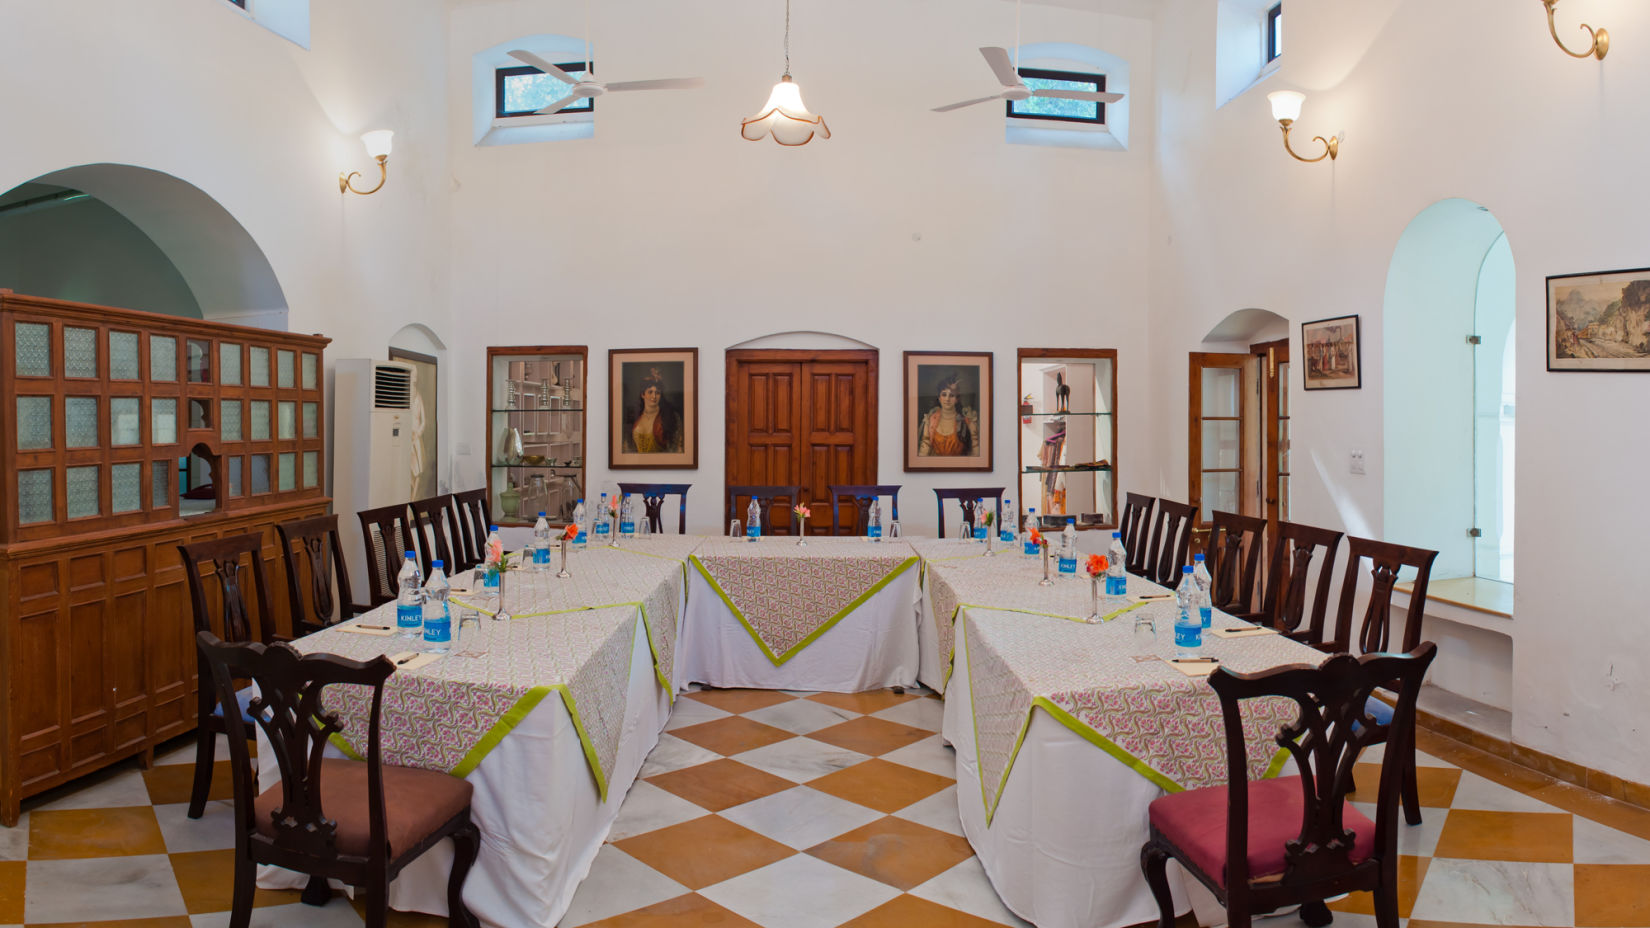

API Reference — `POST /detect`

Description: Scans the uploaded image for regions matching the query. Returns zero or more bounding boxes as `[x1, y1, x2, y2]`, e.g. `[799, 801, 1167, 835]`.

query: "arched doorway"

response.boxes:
[0, 163, 288, 330]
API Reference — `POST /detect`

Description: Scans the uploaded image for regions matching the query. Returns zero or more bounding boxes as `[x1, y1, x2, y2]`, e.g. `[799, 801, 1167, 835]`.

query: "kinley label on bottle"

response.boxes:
[1000, 528, 1015, 543]
[423, 605, 451, 643]
[620, 520, 635, 535]
[533, 546, 551, 565]
[867, 526, 882, 540]
[397, 603, 421, 630]
[746, 524, 760, 539]
[595, 521, 610, 536]
[973, 525, 988, 541]
[1058, 556, 1077, 574]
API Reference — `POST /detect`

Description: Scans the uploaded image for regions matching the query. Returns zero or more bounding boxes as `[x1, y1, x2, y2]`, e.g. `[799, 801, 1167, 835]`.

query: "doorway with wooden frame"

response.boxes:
[725, 349, 878, 535]
[1187, 338, 1290, 550]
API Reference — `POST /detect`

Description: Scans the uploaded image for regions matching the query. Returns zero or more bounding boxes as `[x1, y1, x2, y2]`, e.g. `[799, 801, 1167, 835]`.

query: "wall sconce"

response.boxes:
[1542, 0, 1608, 60]
[1267, 91, 1339, 163]
[339, 130, 394, 195]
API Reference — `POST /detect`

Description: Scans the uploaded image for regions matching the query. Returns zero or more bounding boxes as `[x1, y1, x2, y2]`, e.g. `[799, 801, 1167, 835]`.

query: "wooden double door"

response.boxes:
[725, 350, 878, 535]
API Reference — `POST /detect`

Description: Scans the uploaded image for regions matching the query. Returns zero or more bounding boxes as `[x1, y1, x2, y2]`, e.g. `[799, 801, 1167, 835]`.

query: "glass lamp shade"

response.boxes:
[741, 76, 830, 146]
[360, 129, 394, 160]
[1267, 91, 1304, 125]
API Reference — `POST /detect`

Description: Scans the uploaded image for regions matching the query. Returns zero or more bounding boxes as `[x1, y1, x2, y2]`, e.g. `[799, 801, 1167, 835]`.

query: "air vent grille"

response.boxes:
[373, 365, 412, 409]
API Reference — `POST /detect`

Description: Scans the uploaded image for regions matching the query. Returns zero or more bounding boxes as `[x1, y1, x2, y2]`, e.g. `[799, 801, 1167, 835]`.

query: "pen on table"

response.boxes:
[356, 624, 392, 631]
[1137, 593, 1172, 601]
[1171, 657, 1219, 664]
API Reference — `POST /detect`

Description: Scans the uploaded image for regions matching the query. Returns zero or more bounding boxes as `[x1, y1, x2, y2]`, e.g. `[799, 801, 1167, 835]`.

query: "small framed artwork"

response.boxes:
[1547, 267, 1650, 371]
[904, 351, 993, 471]
[609, 348, 698, 469]
[1301, 315, 1362, 390]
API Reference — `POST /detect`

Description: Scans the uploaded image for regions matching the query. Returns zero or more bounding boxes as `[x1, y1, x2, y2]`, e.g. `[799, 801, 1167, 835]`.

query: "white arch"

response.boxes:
[29, 163, 288, 330]
[726, 330, 877, 351]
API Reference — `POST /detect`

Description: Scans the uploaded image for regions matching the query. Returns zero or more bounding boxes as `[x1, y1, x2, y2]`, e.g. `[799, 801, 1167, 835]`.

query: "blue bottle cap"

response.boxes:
[1182, 565, 1194, 573]
[538, 511, 546, 516]
[1067, 517, 1076, 523]
[1113, 531, 1121, 537]
[1194, 553, 1205, 561]
[432, 560, 444, 569]
[490, 525, 498, 532]
[1029, 507, 1036, 512]
[405, 551, 416, 558]
[577, 498, 584, 503]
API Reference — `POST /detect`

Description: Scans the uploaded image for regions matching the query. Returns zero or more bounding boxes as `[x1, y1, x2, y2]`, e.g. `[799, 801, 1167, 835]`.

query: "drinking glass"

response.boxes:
[888, 521, 902, 539]
[957, 518, 971, 543]
[729, 519, 742, 538]
[1133, 614, 1157, 651]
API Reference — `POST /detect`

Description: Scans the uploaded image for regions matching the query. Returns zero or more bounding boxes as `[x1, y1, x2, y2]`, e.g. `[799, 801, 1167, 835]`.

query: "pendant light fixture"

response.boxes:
[741, 0, 830, 146]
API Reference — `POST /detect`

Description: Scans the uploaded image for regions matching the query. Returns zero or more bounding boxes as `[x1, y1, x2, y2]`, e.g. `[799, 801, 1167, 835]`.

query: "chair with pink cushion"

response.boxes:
[1140, 642, 1436, 928]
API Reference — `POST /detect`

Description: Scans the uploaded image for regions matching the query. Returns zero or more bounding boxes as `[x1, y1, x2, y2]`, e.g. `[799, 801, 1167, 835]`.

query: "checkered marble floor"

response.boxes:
[3, 688, 1650, 928]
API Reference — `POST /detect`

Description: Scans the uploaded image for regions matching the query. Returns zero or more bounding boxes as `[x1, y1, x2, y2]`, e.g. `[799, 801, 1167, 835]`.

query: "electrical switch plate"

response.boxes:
[1350, 450, 1366, 475]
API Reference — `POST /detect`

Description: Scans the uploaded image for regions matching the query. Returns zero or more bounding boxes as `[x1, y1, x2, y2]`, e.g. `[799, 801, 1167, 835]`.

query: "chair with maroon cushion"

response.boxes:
[1140, 642, 1436, 928]
[1259, 521, 1344, 646]
[1120, 493, 1156, 577]
[1143, 498, 1198, 587]
[197, 630, 481, 928]
[933, 487, 1004, 539]
[1207, 510, 1267, 620]
[178, 534, 283, 820]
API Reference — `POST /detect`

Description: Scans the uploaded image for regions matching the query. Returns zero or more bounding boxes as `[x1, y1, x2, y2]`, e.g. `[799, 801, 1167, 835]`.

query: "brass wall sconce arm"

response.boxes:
[1279, 120, 1339, 163]
[1267, 91, 1339, 163]
[339, 130, 394, 196]
[1542, 0, 1608, 60]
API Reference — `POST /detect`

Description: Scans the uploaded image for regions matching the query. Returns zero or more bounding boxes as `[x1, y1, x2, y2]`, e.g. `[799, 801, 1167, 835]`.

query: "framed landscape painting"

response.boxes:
[608, 348, 698, 469]
[1301, 315, 1361, 390]
[904, 351, 993, 471]
[1547, 267, 1650, 371]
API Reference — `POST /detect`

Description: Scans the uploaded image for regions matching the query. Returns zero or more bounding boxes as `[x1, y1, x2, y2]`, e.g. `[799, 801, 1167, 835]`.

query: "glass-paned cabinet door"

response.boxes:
[1016, 349, 1118, 533]
[487, 346, 587, 526]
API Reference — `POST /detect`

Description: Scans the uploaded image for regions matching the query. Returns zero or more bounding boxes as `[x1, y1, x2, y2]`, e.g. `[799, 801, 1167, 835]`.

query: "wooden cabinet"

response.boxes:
[0, 290, 328, 825]
[486, 346, 587, 526]
[1015, 349, 1118, 533]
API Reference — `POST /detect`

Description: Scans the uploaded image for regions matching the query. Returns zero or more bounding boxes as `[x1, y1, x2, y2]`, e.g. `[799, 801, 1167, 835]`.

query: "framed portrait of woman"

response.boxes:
[904, 351, 993, 472]
[608, 348, 698, 469]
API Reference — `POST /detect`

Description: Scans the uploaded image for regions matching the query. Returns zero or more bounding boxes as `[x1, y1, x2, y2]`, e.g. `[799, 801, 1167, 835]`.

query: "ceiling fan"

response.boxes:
[507, 49, 704, 116]
[932, 46, 1123, 113]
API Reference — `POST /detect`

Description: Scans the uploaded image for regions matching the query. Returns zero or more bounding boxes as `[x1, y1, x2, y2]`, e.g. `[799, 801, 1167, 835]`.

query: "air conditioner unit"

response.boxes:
[332, 359, 417, 604]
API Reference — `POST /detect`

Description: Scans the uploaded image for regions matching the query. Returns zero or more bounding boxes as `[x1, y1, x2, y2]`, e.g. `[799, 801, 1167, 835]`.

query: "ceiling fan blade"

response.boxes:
[508, 50, 578, 85]
[533, 92, 585, 115]
[932, 94, 1007, 113]
[602, 77, 706, 92]
[1034, 88, 1125, 104]
[979, 47, 1022, 88]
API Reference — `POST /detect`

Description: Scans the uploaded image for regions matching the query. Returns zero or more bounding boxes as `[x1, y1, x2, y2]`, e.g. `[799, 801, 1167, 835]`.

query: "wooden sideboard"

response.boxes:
[0, 291, 330, 825]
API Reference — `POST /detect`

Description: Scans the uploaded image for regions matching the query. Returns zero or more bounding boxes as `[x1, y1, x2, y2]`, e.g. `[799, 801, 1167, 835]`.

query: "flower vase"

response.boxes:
[984, 530, 995, 557]
[796, 517, 808, 546]
[608, 514, 620, 548]
[1087, 576, 1102, 623]
[557, 538, 571, 578]
[494, 569, 513, 622]
[1039, 546, 1054, 587]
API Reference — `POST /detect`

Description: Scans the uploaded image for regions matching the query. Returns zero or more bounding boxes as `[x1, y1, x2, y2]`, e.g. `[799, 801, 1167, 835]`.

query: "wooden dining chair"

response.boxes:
[1144, 499, 1198, 587]
[1207, 510, 1267, 619]
[450, 488, 489, 571]
[357, 503, 416, 608]
[827, 484, 901, 535]
[1322, 536, 1439, 826]
[1120, 493, 1156, 577]
[1141, 643, 1436, 928]
[196, 631, 481, 928]
[409, 494, 458, 577]
[177, 533, 281, 820]
[618, 483, 691, 534]
[933, 487, 1004, 539]
[274, 514, 364, 638]
[726, 485, 802, 535]
[1259, 521, 1344, 647]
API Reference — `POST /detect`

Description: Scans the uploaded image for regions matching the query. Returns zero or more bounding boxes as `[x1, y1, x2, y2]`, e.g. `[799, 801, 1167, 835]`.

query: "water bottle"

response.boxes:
[973, 499, 989, 541]
[395, 552, 423, 637]
[746, 497, 762, 540]
[1022, 508, 1039, 556]
[1175, 566, 1203, 658]
[1058, 518, 1078, 576]
[619, 494, 636, 539]
[422, 560, 452, 653]
[1000, 496, 1016, 543]
[867, 498, 883, 542]
[572, 499, 588, 550]
[1106, 531, 1128, 596]
[593, 492, 611, 542]
[1192, 553, 1213, 628]
[531, 512, 551, 570]
[483, 525, 503, 588]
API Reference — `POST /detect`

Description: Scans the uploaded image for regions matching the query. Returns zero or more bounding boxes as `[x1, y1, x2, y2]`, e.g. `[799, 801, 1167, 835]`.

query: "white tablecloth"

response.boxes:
[679, 541, 921, 692]
[258, 588, 684, 928]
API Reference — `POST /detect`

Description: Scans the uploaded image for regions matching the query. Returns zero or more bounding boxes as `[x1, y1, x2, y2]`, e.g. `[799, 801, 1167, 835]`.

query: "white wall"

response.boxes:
[445, 0, 1158, 541]
[1147, 0, 1650, 781]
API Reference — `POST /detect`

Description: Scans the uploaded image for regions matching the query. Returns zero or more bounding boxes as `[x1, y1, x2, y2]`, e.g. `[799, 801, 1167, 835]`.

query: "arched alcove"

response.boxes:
[1200, 307, 1289, 346]
[389, 323, 447, 499]
[3, 164, 288, 330]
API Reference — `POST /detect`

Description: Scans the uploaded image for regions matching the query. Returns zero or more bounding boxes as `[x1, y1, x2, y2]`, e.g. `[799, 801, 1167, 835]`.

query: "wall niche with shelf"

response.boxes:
[1016, 348, 1117, 532]
[486, 345, 587, 526]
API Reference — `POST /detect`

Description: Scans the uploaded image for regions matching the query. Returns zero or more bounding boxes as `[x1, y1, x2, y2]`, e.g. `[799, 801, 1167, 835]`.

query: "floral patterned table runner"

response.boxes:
[959, 603, 1321, 821]
[294, 603, 643, 801]
[452, 539, 695, 692]
[689, 537, 919, 665]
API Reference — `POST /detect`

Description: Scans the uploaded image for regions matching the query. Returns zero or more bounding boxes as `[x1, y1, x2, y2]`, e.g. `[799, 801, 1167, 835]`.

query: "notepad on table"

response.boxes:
[1210, 625, 1279, 639]
[1165, 657, 1221, 677]
[387, 651, 442, 671]
[339, 624, 396, 637]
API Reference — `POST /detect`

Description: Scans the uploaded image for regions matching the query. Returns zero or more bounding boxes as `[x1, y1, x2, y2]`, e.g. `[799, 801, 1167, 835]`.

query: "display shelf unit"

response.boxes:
[0, 290, 330, 825]
[1016, 348, 1118, 533]
[485, 346, 587, 526]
